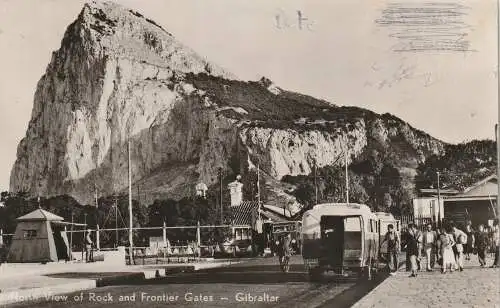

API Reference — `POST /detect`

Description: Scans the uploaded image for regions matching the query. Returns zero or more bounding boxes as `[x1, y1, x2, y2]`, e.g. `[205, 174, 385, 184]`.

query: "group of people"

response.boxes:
[382, 218, 500, 277]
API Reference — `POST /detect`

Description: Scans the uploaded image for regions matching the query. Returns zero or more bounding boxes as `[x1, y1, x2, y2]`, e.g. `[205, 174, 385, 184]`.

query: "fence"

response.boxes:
[397, 215, 435, 232]
[66, 223, 255, 264]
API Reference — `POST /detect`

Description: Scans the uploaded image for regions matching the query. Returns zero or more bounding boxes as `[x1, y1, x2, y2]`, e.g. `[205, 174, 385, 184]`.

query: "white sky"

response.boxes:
[0, 0, 498, 192]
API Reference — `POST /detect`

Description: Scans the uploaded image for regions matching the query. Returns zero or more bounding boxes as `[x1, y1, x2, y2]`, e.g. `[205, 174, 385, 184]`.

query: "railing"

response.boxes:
[0, 223, 259, 264]
[398, 215, 434, 231]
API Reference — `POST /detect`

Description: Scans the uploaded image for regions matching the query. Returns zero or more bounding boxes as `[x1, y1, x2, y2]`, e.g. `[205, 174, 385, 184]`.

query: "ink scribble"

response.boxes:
[275, 9, 314, 31]
[376, 2, 474, 52]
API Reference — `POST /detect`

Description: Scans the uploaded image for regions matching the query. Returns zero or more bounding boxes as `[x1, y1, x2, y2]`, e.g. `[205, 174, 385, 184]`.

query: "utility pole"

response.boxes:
[345, 150, 349, 204]
[219, 167, 223, 224]
[314, 162, 318, 205]
[496, 124, 499, 218]
[115, 197, 118, 247]
[128, 140, 133, 265]
[257, 162, 261, 205]
[94, 183, 98, 208]
[437, 171, 441, 227]
[70, 211, 74, 251]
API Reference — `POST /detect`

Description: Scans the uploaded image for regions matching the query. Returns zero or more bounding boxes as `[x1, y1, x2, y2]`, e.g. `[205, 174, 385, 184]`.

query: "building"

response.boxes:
[444, 174, 498, 227]
[7, 209, 72, 263]
[413, 174, 498, 227]
[412, 197, 444, 220]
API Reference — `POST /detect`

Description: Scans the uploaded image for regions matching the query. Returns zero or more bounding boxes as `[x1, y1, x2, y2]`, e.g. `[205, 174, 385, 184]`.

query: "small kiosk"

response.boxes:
[7, 209, 75, 263]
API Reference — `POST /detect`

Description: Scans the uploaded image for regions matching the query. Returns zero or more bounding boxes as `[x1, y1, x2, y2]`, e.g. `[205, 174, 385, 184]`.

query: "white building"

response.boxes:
[412, 197, 445, 219]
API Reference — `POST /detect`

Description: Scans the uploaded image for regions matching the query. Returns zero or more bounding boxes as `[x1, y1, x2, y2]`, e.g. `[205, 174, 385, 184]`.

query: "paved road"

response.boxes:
[7, 256, 386, 308]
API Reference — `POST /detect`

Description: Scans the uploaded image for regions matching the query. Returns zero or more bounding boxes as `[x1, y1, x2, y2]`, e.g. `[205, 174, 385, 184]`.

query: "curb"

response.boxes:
[0, 264, 222, 306]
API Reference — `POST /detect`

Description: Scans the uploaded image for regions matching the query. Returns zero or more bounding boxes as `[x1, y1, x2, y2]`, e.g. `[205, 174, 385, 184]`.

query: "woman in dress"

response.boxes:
[439, 226, 456, 273]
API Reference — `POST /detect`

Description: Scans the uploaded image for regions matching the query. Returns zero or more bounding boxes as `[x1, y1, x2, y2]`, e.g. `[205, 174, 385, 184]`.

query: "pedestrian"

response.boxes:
[381, 224, 400, 275]
[422, 223, 437, 271]
[490, 219, 499, 268]
[85, 229, 94, 263]
[439, 226, 456, 274]
[405, 223, 421, 277]
[451, 222, 467, 271]
[475, 224, 489, 267]
[464, 220, 475, 261]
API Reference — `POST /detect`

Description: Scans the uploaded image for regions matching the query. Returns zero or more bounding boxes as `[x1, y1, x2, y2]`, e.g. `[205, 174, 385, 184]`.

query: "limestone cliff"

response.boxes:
[10, 1, 445, 207]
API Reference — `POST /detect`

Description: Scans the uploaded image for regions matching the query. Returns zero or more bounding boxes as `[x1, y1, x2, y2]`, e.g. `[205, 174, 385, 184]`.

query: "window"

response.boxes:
[344, 217, 361, 232]
[23, 230, 37, 239]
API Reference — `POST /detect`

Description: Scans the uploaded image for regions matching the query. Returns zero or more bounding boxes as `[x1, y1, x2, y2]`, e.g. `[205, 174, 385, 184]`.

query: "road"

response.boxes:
[7, 256, 387, 308]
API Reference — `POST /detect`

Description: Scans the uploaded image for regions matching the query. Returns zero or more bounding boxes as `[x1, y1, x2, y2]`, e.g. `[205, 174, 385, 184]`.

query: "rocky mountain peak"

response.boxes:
[11, 2, 446, 209]
[63, 0, 236, 79]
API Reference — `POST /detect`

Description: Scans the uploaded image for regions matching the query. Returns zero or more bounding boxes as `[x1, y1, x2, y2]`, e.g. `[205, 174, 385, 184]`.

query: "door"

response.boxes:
[320, 216, 344, 268]
[344, 216, 363, 263]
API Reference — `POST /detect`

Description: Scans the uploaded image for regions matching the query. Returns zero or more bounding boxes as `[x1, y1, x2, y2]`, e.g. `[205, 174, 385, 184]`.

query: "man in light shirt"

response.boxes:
[451, 222, 467, 272]
[422, 223, 437, 271]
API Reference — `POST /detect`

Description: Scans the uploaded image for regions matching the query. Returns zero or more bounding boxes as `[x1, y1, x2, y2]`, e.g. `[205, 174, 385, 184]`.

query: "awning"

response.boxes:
[444, 196, 496, 202]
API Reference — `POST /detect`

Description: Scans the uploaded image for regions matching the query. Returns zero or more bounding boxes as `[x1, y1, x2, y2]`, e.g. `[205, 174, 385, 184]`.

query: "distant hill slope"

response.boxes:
[416, 140, 497, 191]
[11, 1, 446, 213]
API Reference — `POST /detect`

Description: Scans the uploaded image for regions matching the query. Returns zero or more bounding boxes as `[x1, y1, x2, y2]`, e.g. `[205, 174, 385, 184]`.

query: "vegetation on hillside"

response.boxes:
[416, 140, 497, 191]
[282, 161, 410, 217]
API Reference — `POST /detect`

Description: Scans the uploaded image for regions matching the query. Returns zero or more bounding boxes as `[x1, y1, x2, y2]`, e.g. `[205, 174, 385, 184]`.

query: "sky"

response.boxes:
[0, 0, 498, 193]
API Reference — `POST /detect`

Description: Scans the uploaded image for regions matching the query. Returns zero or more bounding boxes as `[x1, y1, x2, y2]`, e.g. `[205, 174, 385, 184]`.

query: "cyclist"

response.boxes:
[278, 233, 292, 272]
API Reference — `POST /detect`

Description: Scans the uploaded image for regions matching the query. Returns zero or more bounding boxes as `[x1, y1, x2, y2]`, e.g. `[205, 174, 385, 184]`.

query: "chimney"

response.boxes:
[228, 175, 243, 207]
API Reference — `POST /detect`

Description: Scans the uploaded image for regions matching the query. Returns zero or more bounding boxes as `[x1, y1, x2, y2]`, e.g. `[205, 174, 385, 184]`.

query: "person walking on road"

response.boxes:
[439, 227, 456, 274]
[381, 224, 400, 275]
[277, 233, 292, 272]
[475, 224, 490, 267]
[451, 223, 467, 272]
[491, 219, 499, 268]
[422, 223, 437, 271]
[405, 224, 421, 277]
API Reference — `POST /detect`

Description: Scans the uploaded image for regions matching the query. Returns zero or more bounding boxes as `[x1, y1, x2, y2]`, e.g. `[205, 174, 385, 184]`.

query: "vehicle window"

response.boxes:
[344, 217, 361, 231]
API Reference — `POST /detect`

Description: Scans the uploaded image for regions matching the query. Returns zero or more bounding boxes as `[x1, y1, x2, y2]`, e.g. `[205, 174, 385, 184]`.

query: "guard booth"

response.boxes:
[7, 209, 74, 263]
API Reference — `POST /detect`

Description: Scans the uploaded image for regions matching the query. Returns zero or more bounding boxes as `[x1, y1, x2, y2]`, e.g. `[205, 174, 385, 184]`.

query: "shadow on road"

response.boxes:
[132, 264, 370, 285]
[317, 273, 389, 308]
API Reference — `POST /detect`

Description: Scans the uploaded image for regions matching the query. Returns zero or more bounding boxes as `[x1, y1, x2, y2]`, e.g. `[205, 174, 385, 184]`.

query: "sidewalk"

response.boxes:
[353, 256, 500, 308]
[0, 259, 239, 306]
